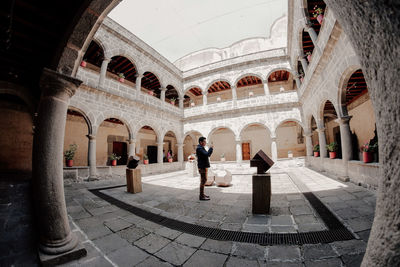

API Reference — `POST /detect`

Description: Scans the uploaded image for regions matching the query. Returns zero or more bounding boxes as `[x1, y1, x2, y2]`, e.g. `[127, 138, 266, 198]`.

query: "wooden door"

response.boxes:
[113, 142, 127, 165]
[242, 143, 250, 160]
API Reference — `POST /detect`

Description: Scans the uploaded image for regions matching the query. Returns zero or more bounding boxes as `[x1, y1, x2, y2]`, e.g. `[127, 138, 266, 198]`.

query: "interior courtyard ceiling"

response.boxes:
[108, 0, 288, 69]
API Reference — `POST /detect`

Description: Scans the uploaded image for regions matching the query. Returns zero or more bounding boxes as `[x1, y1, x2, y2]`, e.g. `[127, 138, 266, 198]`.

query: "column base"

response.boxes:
[39, 241, 86, 266]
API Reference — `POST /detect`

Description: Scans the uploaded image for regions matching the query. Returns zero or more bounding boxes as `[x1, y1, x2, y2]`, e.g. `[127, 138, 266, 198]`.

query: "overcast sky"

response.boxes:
[109, 0, 287, 63]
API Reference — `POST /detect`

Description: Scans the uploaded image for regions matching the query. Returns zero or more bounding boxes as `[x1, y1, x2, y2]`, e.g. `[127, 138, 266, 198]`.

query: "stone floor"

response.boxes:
[61, 163, 376, 266]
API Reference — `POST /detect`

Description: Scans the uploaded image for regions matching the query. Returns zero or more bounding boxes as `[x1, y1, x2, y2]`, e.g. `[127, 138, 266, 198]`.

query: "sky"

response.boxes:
[108, 0, 287, 63]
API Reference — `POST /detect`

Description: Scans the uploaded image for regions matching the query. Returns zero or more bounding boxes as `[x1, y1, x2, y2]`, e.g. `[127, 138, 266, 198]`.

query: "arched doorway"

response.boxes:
[268, 70, 297, 93]
[322, 100, 341, 158]
[240, 124, 272, 159]
[137, 126, 158, 164]
[97, 118, 130, 165]
[236, 75, 263, 98]
[275, 121, 306, 158]
[207, 81, 232, 104]
[184, 87, 203, 107]
[208, 128, 236, 161]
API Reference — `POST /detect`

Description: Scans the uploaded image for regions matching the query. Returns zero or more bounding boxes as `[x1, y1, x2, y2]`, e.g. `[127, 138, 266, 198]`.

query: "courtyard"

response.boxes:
[60, 162, 374, 266]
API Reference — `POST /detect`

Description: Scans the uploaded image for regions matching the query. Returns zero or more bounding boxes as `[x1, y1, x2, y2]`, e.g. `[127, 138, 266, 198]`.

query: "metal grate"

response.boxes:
[88, 183, 355, 245]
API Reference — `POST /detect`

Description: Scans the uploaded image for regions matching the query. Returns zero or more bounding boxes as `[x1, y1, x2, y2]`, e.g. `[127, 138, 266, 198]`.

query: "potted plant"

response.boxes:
[148, 90, 154, 96]
[80, 59, 87, 68]
[326, 142, 338, 159]
[288, 150, 293, 158]
[170, 97, 176, 105]
[306, 51, 312, 62]
[109, 153, 121, 166]
[190, 101, 195, 107]
[299, 69, 305, 82]
[312, 5, 324, 24]
[249, 91, 254, 97]
[361, 141, 378, 163]
[64, 144, 78, 167]
[143, 154, 149, 165]
[118, 73, 125, 83]
[168, 155, 173, 163]
[220, 153, 226, 162]
[313, 144, 320, 157]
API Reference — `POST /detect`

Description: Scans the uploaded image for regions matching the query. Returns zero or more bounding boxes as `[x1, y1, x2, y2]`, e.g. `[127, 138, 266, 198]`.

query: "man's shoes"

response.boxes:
[199, 195, 210, 201]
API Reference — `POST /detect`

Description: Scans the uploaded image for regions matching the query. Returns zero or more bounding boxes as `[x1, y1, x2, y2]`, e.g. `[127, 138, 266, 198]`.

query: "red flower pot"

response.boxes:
[307, 55, 312, 62]
[168, 158, 173, 163]
[300, 77, 304, 82]
[363, 151, 373, 163]
[314, 152, 319, 157]
[170, 101, 175, 105]
[148, 91, 154, 96]
[119, 78, 125, 83]
[111, 159, 117, 166]
[317, 14, 324, 24]
[143, 159, 149, 165]
[66, 159, 73, 167]
[329, 152, 336, 159]
[80, 61, 87, 67]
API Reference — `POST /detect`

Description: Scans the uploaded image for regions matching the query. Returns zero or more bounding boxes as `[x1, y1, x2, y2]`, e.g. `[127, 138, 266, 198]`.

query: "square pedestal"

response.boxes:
[252, 173, 271, 214]
[126, 168, 142, 193]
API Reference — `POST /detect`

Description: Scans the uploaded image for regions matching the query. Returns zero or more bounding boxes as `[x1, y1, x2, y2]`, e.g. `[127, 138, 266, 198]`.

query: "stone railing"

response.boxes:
[183, 91, 299, 118]
[76, 67, 181, 116]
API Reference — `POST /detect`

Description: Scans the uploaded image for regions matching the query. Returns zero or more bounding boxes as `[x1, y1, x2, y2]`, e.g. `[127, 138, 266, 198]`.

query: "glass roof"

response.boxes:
[108, 0, 287, 63]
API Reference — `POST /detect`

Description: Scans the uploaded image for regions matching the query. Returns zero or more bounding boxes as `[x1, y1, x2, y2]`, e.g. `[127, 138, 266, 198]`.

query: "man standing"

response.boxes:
[196, 137, 213, 200]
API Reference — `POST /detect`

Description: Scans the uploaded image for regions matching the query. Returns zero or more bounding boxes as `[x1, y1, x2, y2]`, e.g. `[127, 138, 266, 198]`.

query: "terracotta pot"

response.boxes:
[363, 151, 373, 163]
[144, 159, 149, 165]
[168, 158, 173, 163]
[66, 159, 73, 167]
[317, 14, 324, 24]
[119, 78, 124, 83]
[80, 61, 87, 67]
[170, 101, 175, 105]
[307, 54, 312, 62]
[111, 159, 117, 166]
[300, 77, 304, 82]
[190, 102, 195, 107]
[329, 152, 336, 159]
[314, 152, 319, 157]
[148, 91, 154, 96]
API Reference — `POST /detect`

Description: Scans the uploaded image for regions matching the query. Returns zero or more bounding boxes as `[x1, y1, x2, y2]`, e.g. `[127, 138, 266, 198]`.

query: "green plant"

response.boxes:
[221, 153, 225, 158]
[109, 153, 121, 161]
[64, 144, 77, 160]
[118, 72, 125, 78]
[170, 97, 176, 102]
[361, 141, 378, 152]
[312, 5, 324, 17]
[306, 51, 312, 56]
[313, 144, 320, 152]
[326, 142, 338, 152]
[143, 154, 149, 160]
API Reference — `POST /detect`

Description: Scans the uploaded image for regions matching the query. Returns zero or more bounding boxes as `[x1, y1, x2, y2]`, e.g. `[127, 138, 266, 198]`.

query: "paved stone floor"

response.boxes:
[61, 162, 376, 266]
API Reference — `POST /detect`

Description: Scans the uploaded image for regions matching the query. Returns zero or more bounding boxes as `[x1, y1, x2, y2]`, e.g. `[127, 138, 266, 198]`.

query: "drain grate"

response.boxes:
[88, 183, 355, 245]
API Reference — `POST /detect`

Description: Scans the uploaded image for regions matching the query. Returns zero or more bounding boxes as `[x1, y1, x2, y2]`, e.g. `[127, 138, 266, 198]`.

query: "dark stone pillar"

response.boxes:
[33, 68, 86, 264]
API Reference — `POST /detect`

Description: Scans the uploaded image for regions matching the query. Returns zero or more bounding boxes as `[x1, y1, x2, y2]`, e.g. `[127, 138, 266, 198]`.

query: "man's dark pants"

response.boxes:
[199, 168, 207, 196]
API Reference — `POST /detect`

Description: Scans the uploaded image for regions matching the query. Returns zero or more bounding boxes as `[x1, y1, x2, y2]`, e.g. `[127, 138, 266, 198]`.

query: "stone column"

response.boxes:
[128, 139, 136, 157]
[202, 92, 208, 106]
[33, 68, 85, 260]
[335, 116, 353, 161]
[157, 142, 164, 164]
[299, 53, 309, 73]
[179, 96, 184, 109]
[176, 143, 184, 163]
[271, 137, 278, 162]
[317, 127, 327, 158]
[304, 132, 313, 156]
[231, 85, 237, 106]
[263, 80, 270, 96]
[160, 87, 167, 102]
[235, 140, 242, 163]
[87, 134, 97, 179]
[136, 73, 143, 92]
[98, 57, 111, 88]
[294, 72, 302, 89]
[305, 23, 319, 46]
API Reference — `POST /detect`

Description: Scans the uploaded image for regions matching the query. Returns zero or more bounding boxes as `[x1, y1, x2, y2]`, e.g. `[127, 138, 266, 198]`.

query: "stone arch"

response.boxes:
[184, 130, 205, 141]
[207, 126, 236, 142]
[266, 67, 297, 81]
[318, 98, 340, 123]
[91, 37, 109, 59]
[0, 82, 35, 118]
[239, 122, 272, 140]
[205, 78, 232, 94]
[184, 85, 204, 95]
[94, 112, 133, 138]
[274, 118, 305, 135]
[107, 50, 141, 73]
[133, 121, 162, 142]
[107, 54, 139, 83]
[67, 105, 94, 135]
[337, 64, 363, 117]
[234, 73, 264, 87]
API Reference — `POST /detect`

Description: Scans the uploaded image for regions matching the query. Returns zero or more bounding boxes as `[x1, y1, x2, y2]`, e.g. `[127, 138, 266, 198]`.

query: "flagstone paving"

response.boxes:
[61, 163, 376, 266]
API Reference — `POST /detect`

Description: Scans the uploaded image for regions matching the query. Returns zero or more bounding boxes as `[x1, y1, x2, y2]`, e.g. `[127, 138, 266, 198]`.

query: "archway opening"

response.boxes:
[345, 69, 377, 161]
[306, 0, 326, 35]
[209, 128, 236, 161]
[107, 56, 137, 85]
[236, 76, 263, 99]
[207, 81, 231, 104]
[163, 131, 178, 162]
[64, 109, 90, 167]
[165, 85, 179, 107]
[97, 118, 129, 166]
[268, 70, 297, 93]
[322, 100, 341, 159]
[302, 30, 314, 62]
[81, 40, 104, 71]
[141, 72, 161, 98]
[0, 94, 33, 174]
[137, 126, 158, 164]
[240, 124, 271, 160]
[184, 87, 203, 108]
[183, 131, 202, 160]
[276, 121, 305, 158]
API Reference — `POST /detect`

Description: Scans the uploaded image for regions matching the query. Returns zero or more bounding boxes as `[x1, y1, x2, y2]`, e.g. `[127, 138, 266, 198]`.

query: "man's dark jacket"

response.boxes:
[196, 144, 213, 169]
